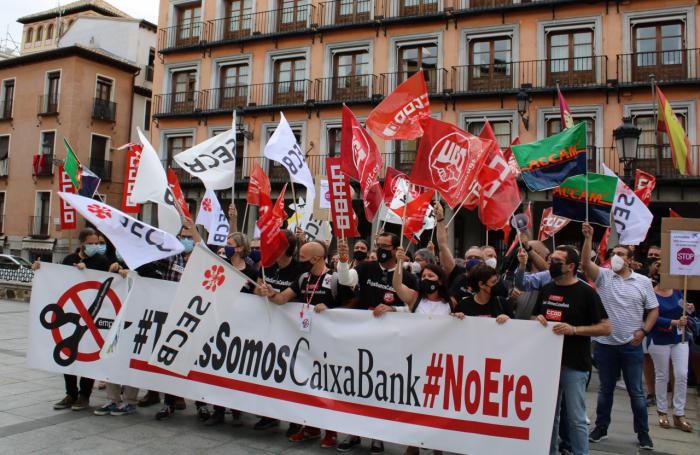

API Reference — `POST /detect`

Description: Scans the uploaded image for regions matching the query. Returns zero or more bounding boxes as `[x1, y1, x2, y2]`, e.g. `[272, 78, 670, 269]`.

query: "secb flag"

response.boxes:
[552, 173, 617, 226]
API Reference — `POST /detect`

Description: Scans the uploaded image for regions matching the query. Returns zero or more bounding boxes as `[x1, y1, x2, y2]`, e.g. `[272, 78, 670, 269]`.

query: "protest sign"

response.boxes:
[660, 218, 700, 291]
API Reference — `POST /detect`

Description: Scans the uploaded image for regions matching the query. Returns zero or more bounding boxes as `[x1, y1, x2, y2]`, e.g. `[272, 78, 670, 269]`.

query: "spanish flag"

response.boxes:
[657, 87, 695, 176]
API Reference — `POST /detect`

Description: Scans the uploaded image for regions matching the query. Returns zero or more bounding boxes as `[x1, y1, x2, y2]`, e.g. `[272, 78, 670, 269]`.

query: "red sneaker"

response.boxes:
[288, 426, 322, 442]
[320, 430, 337, 448]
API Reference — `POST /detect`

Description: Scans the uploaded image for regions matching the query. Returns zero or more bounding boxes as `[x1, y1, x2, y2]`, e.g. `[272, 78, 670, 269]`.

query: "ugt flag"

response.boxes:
[172, 127, 237, 190]
[512, 122, 587, 191]
[195, 189, 229, 247]
[602, 164, 653, 245]
[552, 173, 617, 226]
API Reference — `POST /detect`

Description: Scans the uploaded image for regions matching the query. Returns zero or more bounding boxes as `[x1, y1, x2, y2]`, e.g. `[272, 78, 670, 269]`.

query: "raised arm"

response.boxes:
[581, 223, 600, 282]
[393, 248, 418, 310]
[336, 239, 359, 286]
[182, 217, 203, 243]
[434, 202, 455, 276]
[521, 232, 548, 271]
[228, 204, 238, 233]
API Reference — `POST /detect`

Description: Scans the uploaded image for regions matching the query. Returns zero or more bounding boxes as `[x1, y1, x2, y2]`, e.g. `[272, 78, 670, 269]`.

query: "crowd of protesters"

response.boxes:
[32, 201, 700, 455]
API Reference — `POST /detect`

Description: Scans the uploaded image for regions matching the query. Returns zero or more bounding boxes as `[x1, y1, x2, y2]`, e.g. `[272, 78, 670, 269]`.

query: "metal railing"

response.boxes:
[33, 154, 53, 176]
[153, 91, 203, 116]
[381, 0, 440, 19]
[381, 68, 448, 95]
[202, 86, 250, 111]
[158, 22, 205, 51]
[38, 94, 59, 115]
[0, 158, 8, 177]
[88, 158, 112, 182]
[247, 80, 314, 108]
[617, 48, 699, 85]
[92, 98, 116, 122]
[28, 216, 50, 238]
[0, 99, 11, 120]
[317, 0, 376, 28]
[315, 75, 380, 103]
[0, 214, 3, 235]
[144, 65, 154, 82]
[206, 4, 316, 43]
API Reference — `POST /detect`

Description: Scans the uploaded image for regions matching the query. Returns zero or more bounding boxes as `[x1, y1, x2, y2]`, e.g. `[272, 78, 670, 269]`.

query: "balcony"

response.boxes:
[381, 68, 448, 97]
[29, 216, 50, 238]
[0, 158, 8, 177]
[202, 86, 250, 112]
[247, 80, 314, 109]
[206, 5, 316, 45]
[0, 99, 11, 120]
[33, 154, 53, 176]
[144, 65, 154, 82]
[317, 0, 375, 29]
[633, 145, 700, 179]
[617, 48, 700, 86]
[92, 98, 117, 122]
[38, 94, 59, 116]
[158, 22, 205, 52]
[315, 75, 381, 104]
[88, 158, 112, 182]
[382, 0, 441, 20]
[153, 91, 203, 117]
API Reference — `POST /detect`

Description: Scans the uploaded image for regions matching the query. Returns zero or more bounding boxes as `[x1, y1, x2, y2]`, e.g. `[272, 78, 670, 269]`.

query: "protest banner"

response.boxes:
[121, 144, 142, 214]
[28, 263, 563, 455]
[58, 165, 77, 230]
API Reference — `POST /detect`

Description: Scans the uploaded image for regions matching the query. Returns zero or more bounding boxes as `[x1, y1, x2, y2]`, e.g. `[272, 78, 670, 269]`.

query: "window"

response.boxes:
[633, 21, 685, 81]
[1, 80, 13, 119]
[45, 71, 60, 113]
[33, 192, 51, 237]
[167, 134, 195, 183]
[393, 140, 419, 174]
[90, 134, 110, 181]
[224, 0, 253, 39]
[469, 36, 512, 90]
[397, 42, 438, 92]
[0, 136, 8, 177]
[332, 50, 370, 99]
[25, 28, 33, 47]
[171, 70, 197, 112]
[399, 0, 438, 16]
[46, 24, 54, 41]
[632, 111, 687, 174]
[36, 26, 43, 43]
[0, 192, 5, 233]
[219, 63, 249, 108]
[40, 131, 55, 157]
[95, 76, 112, 101]
[327, 127, 341, 157]
[277, 0, 308, 32]
[176, 3, 202, 46]
[335, 0, 370, 25]
[547, 30, 594, 86]
[273, 57, 306, 104]
[465, 120, 512, 149]
[144, 100, 152, 131]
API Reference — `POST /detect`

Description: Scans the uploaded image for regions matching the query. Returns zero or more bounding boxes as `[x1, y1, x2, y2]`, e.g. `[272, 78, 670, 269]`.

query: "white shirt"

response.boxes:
[415, 298, 451, 316]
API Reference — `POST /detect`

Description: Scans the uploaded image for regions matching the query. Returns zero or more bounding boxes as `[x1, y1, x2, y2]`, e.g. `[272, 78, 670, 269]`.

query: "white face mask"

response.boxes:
[611, 254, 626, 273]
[484, 257, 498, 269]
[411, 262, 422, 274]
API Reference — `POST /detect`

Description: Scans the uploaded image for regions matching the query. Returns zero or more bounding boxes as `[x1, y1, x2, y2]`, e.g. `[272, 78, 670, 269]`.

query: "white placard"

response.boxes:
[669, 230, 700, 276]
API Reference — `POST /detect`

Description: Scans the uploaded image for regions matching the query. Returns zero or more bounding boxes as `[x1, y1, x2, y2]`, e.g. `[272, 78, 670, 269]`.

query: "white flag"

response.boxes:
[100, 273, 135, 358]
[602, 164, 653, 245]
[263, 113, 315, 204]
[148, 244, 248, 376]
[173, 128, 237, 190]
[195, 189, 229, 246]
[133, 128, 182, 236]
[57, 192, 184, 269]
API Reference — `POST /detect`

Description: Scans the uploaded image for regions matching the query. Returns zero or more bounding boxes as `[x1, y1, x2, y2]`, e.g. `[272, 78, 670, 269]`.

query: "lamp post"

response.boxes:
[516, 87, 531, 130]
[613, 116, 641, 183]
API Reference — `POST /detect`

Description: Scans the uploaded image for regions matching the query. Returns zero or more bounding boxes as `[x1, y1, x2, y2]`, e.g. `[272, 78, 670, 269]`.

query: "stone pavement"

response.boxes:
[0, 299, 698, 454]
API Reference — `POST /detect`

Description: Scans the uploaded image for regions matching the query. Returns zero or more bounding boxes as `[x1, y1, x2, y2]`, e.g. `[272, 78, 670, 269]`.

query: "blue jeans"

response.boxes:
[593, 342, 648, 434]
[550, 367, 589, 455]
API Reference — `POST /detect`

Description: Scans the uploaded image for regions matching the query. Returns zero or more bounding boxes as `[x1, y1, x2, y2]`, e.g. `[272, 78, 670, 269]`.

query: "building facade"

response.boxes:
[0, 1, 155, 261]
[150, 0, 700, 255]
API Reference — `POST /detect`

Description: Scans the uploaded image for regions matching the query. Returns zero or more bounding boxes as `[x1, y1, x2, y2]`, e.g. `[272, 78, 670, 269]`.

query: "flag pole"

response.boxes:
[290, 181, 303, 231]
[485, 228, 489, 246]
[241, 202, 249, 234]
[552, 232, 557, 250]
[445, 186, 476, 227]
[430, 193, 439, 246]
[650, 75, 661, 175]
[682, 274, 688, 343]
[399, 193, 408, 249]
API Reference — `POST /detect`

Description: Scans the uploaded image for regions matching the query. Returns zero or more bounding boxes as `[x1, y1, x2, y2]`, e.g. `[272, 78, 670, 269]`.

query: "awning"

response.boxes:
[21, 238, 56, 251]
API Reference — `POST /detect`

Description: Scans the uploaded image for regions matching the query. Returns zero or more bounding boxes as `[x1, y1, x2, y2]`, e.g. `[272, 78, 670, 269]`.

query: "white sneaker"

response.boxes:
[615, 379, 626, 390]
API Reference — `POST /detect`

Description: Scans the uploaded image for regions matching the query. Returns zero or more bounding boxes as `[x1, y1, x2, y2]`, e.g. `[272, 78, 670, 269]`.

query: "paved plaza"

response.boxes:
[0, 299, 698, 454]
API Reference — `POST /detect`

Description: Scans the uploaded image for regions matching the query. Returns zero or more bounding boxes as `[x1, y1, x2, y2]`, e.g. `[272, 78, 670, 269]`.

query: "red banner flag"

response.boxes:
[247, 162, 271, 207]
[58, 165, 77, 230]
[121, 144, 142, 214]
[597, 227, 611, 264]
[503, 137, 521, 176]
[538, 207, 571, 241]
[633, 169, 656, 206]
[557, 85, 575, 129]
[257, 186, 289, 268]
[410, 118, 492, 208]
[391, 189, 435, 244]
[166, 168, 192, 219]
[669, 208, 683, 218]
[340, 105, 384, 221]
[383, 167, 421, 206]
[326, 157, 360, 238]
[366, 71, 430, 140]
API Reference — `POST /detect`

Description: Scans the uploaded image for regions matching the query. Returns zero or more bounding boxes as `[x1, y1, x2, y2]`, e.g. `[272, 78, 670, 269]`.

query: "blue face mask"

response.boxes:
[180, 238, 194, 253]
[84, 244, 101, 257]
[249, 249, 261, 263]
[96, 245, 107, 256]
[465, 258, 483, 271]
[224, 246, 237, 260]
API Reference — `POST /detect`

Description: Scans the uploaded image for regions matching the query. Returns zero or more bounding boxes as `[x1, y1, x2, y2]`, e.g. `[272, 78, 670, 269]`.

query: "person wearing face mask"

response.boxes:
[249, 238, 262, 269]
[413, 248, 436, 274]
[581, 223, 659, 451]
[452, 264, 512, 322]
[259, 241, 338, 448]
[533, 246, 611, 455]
[351, 239, 370, 268]
[32, 228, 111, 412]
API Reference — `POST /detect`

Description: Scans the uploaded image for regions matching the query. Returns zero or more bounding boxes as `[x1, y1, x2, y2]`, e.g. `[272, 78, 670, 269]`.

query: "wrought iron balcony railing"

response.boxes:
[153, 91, 203, 116]
[206, 5, 316, 44]
[617, 48, 700, 85]
[92, 98, 117, 122]
[315, 75, 381, 103]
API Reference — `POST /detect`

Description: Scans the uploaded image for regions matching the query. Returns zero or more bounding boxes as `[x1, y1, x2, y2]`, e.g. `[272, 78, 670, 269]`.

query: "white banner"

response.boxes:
[263, 113, 315, 204]
[28, 264, 563, 455]
[57, 192, 184, 269]
[173, 127, 237, 190]
[602, 164, 653, 245]
[669, 230, 700, 276]
[195, 189, 229, 246]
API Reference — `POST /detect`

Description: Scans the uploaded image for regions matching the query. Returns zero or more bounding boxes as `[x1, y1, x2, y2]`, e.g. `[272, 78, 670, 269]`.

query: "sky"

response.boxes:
[0, 0, 160, 50]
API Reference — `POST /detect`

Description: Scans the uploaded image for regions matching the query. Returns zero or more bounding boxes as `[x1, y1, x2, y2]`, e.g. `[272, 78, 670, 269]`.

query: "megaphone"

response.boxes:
[511, 213, 530, 232]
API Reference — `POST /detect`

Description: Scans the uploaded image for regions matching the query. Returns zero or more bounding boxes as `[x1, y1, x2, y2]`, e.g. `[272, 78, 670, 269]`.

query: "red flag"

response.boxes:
[340, 105, 384, 220]
[383, 167, 421, 206]
[391, 189, 435, 244]
[247, 162, 271, 207]
[538, 207, 571, 241]
[32, 154, 45, 176]
[468, 145, 521, 230]
[557, 86, 575, 129]
[58, 165, 77, 230]
[166, 169, 192, 219]
[121, 144, 142, 214]
[597, 227, 611, 263]
[366, 71, 430, 140]
[260, 183, 287, 221]
[669, 208, 683, 218]
[257, 185, 289, 268]
[524, 202, 533, 231]
[633, 169, 656, 206]
[326, 157, 360, 238]
[503, 137, 521, 176]
[410, 118, 492, 208]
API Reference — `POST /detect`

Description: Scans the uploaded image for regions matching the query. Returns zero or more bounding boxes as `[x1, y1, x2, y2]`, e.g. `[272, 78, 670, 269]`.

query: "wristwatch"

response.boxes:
[641, 328, 649, 336]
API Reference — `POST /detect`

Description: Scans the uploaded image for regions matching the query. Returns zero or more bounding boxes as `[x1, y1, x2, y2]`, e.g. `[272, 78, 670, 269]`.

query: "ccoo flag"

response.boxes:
[512, 122, 587, 191]
[552, 173, 617, 226]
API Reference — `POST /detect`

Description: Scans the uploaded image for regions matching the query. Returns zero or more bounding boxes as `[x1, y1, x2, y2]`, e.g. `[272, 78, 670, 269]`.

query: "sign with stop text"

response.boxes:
[27, 264, 562, 455]
[669, 230, 700, 276]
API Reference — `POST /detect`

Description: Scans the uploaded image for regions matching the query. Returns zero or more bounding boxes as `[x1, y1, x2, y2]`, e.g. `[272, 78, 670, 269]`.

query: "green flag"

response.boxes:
[63, 139, 82, 190]
[552, 173, 617, 226]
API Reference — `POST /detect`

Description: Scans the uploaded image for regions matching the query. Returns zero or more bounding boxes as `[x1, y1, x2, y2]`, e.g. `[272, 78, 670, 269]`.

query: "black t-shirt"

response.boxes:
[239, 263, 258, 294]
[534, 280, 608, 372]
[61, 252, 110, 272]
[354, 261, 418, 309]
[260, 259, 304, 292]
[454, 295, 513, 318]
[290, 271, 337, 308]
[450, 272, 508, 302]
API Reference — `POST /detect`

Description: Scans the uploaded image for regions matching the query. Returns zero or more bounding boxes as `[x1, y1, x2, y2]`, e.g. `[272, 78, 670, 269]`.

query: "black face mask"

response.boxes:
[549, 262, 565, 279]
[353, 250, 368, 262]
[420, 279, 439, 294]
[377, 248, 392, 264]
[299, 260, 312, 273]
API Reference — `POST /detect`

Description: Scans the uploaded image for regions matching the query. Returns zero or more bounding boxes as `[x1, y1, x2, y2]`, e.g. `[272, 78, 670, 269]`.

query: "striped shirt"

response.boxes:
[593, 268, 658, 345]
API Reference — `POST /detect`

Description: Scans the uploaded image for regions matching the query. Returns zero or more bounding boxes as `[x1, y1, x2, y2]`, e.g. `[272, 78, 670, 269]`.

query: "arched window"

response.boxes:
[36, 26, 43, 43]
[25, 28, 33, 47]
[46, 24, 54, 40]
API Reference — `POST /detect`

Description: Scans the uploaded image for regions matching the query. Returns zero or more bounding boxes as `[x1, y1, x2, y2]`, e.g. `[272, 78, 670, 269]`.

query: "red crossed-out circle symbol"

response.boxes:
[202, 198, 213, 212]
[677, 247, 695, 266]
[202, 265, 225, 291]
[51, 281, 122, 362]
[87, 204, 112, 219]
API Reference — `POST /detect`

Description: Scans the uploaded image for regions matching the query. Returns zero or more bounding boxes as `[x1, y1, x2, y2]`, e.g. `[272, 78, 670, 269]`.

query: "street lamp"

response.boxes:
[613, 116, 641, 182]
[516, 88, 531, 130]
